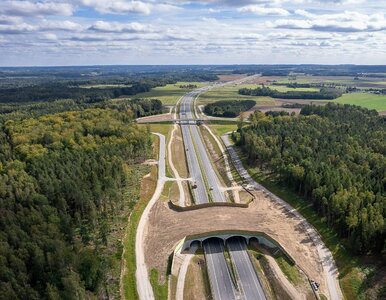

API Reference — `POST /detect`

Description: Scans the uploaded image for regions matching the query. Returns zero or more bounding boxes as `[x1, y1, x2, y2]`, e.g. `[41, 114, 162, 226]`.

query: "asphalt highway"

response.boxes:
[227, 238, 267, 300]
[178, 84, 267, 300]
[203, 239, 237, 300]
[179, 92, 209, 204]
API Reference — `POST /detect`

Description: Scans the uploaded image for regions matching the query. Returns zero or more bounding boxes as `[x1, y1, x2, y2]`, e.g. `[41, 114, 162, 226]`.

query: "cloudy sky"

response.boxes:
[0, 0, 385, 66]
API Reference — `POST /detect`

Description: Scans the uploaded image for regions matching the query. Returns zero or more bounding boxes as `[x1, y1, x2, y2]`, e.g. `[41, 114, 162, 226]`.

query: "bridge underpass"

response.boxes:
[180, 231, 280, 253]
[179, 232, 275, 300]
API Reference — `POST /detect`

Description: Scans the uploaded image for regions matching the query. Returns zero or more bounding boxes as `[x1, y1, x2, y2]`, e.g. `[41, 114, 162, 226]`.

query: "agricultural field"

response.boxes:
[197, 84, 275, 106]
[333, 93, 386, 112]
[134, 81, 207, 105]
[276, 75, 386, 89]
[199, 77, 386, 114]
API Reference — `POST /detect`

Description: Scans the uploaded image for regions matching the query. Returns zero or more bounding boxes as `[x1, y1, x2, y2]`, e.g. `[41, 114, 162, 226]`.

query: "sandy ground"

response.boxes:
[144, 191, 328, 296]
[242, 105, 301, 119]
[217, 74, 248, 82]
[136, 113, 173, 123]
[241, 76, 282, 85]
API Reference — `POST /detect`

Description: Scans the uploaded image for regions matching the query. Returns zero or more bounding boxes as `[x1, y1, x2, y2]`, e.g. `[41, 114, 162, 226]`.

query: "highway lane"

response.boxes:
[179, 93, 209, 204]
[180, 92, 226, 202]
[179, 79, 267, 300]
[179, 92, 236, 300]
[203, 239, 237, 300]
[227, 238, 266, 300]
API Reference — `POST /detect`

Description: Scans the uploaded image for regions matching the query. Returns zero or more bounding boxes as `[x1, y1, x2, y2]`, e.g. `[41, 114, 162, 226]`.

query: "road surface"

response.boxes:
[179, 93, 209, 204]
[227, 238, 266, 300]
[135, 133, 166, 300]
[179, 91, 225, 202]
[179, 83, 267, 300]
[203, 239, 237, 300]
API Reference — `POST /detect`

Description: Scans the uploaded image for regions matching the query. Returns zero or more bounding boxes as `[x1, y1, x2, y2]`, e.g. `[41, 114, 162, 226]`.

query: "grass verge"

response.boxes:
[274, 254, 301, 286]
[149, 269, 168, 300]
[122, 139, 159, 300]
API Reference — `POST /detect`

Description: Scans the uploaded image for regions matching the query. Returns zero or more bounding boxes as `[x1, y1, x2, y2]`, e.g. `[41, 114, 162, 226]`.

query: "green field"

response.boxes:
[276, 75, 386, 89]
[134, 82, 207, 105]
[334, 93, 386, 111]
[198, 84, 275, 106]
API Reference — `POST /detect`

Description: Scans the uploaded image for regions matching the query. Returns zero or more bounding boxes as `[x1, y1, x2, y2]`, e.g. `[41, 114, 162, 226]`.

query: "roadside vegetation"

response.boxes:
[239, 85, 342, 100]
[234, 103, 386, 299]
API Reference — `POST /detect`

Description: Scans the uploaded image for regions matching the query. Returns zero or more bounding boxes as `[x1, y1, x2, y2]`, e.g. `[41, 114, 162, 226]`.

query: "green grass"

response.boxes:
[197, 84, 275, 105]
[134, 82, 206, 105]
[274, 254, 301, 286]
[333, 93, 386, 111]
[149, 269, 168, 300]
[235, 149, 367, 300]
[209, 124, 238, 136]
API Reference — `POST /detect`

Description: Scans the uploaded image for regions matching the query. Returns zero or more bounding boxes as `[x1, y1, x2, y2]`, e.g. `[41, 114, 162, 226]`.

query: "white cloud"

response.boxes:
[0, 1, 74, 17]
[88, 21, 155, 33]
[269, 11, 386, 32]
[80, 0, 152, 14]
[40, 20, 83, 31]
[238, 5, 290, 16]
[0, 15, 22, 25]
[0, 23, 37, 34]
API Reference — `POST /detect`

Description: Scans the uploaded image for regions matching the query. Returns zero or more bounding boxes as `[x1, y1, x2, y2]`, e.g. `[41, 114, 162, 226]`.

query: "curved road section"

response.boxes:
[136, 133, 166, 300]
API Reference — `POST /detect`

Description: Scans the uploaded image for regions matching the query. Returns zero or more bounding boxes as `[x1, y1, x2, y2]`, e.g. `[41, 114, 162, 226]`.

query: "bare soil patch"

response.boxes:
[217, 74, 247, 82]
[144, 191, 329, 297]
[242, 76, 282, 85]
[275, 99, 330, 106]
[379, 110, 386, 116]
[183, 256, 209, 300]
[136, 113, 173, 123]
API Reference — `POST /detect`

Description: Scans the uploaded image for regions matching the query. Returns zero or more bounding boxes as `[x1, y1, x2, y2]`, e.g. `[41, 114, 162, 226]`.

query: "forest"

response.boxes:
[237, 104, 385, 254]
[0, 98, 163, 122]
[0, 108, 153, 299]
[239, 85, 343, 100]
[0, 72, 217, 104]
[204, 100, 256, 118]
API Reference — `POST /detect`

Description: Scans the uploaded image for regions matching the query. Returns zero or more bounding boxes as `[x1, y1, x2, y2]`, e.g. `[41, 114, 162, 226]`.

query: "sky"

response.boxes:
[0, 0, 386, 66]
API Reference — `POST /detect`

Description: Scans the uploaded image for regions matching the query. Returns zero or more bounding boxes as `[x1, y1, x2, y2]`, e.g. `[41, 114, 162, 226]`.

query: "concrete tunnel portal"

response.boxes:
[180, 231, 280, 253]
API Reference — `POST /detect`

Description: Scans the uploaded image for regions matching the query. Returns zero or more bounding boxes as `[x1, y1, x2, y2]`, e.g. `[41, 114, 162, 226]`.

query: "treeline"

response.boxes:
[239, 85, 343, 100]
[0, 108, 152, 298]
[0, 72, 218, 104]
[204, 100, 256, 118]
[238, 104, 385, 254]
[0, 98, 163, 122]
[0, 82, 153, 104]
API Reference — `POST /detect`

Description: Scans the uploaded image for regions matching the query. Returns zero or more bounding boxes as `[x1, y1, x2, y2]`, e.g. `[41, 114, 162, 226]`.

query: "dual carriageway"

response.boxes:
[179, 89, 266, 300]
